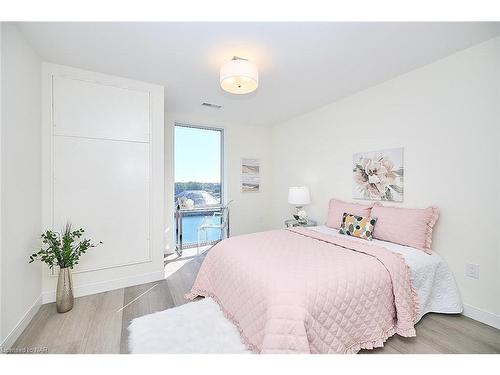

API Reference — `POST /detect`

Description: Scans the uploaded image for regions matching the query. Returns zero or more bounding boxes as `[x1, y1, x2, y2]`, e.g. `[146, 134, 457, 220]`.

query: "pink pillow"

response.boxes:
[326, 199, 375, 229]
[371, 205, 439, 254]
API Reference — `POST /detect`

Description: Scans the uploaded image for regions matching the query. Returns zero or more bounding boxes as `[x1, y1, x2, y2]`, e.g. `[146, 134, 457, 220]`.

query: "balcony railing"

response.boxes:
[174, 205, 228, 255]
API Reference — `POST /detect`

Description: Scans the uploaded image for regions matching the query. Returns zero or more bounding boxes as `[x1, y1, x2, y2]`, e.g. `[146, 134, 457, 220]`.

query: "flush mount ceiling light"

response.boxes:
[220, 56, 258, 95]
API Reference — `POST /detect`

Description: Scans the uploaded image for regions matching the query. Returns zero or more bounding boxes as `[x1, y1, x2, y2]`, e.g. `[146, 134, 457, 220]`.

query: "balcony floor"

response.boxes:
[164, 245, 211, 279]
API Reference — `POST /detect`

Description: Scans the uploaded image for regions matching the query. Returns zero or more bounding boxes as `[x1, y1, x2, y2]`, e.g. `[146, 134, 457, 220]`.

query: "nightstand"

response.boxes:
[284, 219, 318, 228]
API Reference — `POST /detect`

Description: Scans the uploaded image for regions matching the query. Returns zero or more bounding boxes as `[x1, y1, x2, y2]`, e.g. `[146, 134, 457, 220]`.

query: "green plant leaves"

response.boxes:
[28, 222, 101, 269]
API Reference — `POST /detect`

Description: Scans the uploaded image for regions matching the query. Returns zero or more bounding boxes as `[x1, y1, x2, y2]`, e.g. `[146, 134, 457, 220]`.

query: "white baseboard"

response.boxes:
[42, 271, 165, 304]
[463, 304, 500, 330]
[0, 295, 42, 350]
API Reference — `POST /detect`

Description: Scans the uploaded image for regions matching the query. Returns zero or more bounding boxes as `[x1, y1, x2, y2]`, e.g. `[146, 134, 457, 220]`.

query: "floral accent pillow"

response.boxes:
[339, 213, 377, 241]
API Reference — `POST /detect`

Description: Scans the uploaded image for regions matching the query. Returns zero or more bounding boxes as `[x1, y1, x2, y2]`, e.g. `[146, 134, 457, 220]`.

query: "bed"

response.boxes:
[311, 226, 463, 321]
[186, 225, 462, 354]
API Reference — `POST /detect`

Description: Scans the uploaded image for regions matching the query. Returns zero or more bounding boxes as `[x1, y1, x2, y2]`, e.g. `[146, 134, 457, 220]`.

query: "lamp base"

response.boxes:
[292, 206, 307, 224]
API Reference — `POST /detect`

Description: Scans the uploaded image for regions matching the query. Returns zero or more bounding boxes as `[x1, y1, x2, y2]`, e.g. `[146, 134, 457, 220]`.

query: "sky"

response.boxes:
[175, 125, 221, 183]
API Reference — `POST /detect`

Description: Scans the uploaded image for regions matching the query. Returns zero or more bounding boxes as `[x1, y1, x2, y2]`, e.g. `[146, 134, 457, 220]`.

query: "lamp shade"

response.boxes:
[220, 58, 258, 95]
[288, 187, 310, 206]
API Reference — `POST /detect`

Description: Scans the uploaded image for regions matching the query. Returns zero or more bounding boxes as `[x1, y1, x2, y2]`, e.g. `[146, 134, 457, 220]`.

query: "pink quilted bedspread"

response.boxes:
[186, 227, 419, 354]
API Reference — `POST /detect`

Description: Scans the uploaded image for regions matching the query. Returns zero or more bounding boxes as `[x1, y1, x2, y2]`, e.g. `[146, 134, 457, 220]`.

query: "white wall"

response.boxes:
[164, 112, 272, 254]
[0, 23, 42, 348]
[0, 21, 3, 344]
[41, 64, 165, 303]
[270, 37, 500, 323]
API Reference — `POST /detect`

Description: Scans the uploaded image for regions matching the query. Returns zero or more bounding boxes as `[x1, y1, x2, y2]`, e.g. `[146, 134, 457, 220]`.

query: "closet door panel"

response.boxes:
[53, 136, 150, 272]
[53, 76, 150, 142]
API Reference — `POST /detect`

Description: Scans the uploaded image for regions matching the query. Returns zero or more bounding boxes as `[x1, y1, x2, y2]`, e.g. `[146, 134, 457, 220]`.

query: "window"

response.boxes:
[174, 123, 224, 248]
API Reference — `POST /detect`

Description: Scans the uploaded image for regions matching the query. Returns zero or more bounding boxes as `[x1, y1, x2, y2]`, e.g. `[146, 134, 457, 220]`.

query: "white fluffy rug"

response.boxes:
[127, 297, 251, 354]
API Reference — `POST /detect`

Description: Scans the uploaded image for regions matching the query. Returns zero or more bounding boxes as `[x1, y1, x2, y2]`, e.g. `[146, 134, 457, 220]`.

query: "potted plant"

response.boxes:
[29, 223, 102, 313]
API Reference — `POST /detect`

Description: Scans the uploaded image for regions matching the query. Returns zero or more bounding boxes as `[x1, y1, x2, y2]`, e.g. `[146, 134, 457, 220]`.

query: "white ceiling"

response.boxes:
[17, 22, 500, 126]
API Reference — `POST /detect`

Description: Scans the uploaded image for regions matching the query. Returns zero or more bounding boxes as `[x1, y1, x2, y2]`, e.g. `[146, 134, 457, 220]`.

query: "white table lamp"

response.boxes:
[288, 187, 310, 223]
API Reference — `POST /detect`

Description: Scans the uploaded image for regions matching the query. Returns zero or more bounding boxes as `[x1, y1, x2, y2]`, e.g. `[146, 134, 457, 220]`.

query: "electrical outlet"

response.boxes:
[465, 263, 480, 279]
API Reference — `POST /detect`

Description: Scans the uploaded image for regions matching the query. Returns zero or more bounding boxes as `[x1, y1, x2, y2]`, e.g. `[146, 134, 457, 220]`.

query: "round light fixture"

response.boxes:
[220, 56, 258, 95]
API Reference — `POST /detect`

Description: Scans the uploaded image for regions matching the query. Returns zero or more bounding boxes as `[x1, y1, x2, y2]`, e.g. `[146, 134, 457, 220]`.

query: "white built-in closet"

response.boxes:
[41, 64, 165, 302]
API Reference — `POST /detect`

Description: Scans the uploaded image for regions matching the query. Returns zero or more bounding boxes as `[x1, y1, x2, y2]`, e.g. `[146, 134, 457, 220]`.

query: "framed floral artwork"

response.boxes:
[352, 147, 404, 202]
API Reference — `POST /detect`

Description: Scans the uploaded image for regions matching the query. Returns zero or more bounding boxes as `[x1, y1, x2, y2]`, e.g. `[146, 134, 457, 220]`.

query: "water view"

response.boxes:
[174, 213, 222, 245]
[175, 125, 223, 248]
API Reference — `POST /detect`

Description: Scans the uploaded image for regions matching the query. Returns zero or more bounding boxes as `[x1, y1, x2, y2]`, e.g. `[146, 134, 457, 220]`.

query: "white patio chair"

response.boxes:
[197, 201, 233, 255]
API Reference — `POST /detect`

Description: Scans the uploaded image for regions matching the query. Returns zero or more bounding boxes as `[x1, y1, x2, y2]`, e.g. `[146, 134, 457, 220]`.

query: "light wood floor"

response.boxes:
[12, 249, 500, 354]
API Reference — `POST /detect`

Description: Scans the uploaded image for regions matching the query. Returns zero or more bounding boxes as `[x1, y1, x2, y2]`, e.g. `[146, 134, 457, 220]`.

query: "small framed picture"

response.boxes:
[241, 158, 260, 193]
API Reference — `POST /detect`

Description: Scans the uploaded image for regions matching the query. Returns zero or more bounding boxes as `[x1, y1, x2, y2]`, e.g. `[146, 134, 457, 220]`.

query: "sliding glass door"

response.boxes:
[174, 123, 224, 249]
